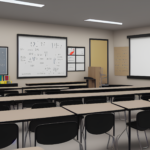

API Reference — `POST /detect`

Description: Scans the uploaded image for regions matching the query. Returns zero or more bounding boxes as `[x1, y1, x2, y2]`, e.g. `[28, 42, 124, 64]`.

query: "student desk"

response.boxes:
[26, 81, 86, 86]
[25, 87, 68, 94]
[63, 103, 124, 148]
[1, 90, 150, 104]
[61, 86, 150, 94]
[15, 147, 44, 150]
[0, 107, 74, 148]
[113, 100, 150, 150]
[24, 83, 87, 89]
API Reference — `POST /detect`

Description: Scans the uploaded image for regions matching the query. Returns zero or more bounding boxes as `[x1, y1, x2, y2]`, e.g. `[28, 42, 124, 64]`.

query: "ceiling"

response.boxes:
[0, 0, 150, 30]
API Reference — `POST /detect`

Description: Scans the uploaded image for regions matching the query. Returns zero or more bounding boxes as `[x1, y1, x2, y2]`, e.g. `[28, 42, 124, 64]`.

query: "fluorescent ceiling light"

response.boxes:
[0, 0, 44, 7]
[85, 19, 122, 25]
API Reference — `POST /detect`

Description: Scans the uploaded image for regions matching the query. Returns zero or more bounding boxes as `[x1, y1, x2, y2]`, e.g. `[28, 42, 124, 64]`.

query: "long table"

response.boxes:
[113, 100, 150, 150]
[63, 103, 124, 149]
[1, 90, 150, 103]
[61, 86, 150, 93]
[0, 107, 74, 148]
[26, 81, 86, 86]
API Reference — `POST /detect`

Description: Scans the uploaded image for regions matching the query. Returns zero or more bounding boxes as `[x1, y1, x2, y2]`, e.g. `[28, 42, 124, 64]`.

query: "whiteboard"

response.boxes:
[0, 47, 8, 75]
[17, 35, 67, 78]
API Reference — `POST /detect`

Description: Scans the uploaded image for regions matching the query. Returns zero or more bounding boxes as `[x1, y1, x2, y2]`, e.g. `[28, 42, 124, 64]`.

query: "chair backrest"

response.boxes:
[32, 102, 56, 109]
[85, 113, 114, 134]
[6, 93, 39, 97]
[0, 105, 10, 111]
[84, 96, 107, 104]
[141, 94, 150, 101]
[35, 122, 78, 145]
[0, 124, 18, 149]
[56, 98, 82, 103]
[113, 95, 134, 102]
[60, 100, 83, 106]
[137, 111, 150, 129]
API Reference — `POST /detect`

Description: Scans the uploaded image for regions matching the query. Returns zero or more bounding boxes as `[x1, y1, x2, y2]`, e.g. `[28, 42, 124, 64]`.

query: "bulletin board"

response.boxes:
[114, 47, 129, 76]
[67, 47, 85, 72]
[0, 47, 8, 75]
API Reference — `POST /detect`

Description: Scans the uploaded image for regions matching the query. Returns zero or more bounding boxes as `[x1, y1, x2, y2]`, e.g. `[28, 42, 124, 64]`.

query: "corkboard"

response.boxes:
[114, 47, 129, 76]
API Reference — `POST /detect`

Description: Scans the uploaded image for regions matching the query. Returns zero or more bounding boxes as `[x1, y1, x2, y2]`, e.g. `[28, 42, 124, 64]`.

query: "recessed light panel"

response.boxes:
[85, 19, 122, 25]
[0, 0, 44, 7]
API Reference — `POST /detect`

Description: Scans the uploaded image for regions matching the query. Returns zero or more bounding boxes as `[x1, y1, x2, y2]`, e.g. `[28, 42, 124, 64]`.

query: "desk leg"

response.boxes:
[79, 116, 82, 150]
[128, 110, 131, 150]
[22, 121, 24, 148]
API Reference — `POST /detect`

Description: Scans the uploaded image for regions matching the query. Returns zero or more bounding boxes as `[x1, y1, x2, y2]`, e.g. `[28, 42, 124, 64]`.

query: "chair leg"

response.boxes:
[107, 136, 111, 149]
[29, 131, 31, 147]
[74, 138, 83, 150]
[137, 130, 149, 150]
[84, 129, 87, 150]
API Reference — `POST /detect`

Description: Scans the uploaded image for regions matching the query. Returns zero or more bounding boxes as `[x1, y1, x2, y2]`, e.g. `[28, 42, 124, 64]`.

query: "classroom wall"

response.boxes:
[113, 26, 150, 86]
[0, 18, 114, 87]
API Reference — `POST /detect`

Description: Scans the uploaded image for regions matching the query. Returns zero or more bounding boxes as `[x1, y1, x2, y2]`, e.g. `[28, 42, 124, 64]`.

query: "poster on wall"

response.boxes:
[67, 47, 85, 72]
[0, 47, 8, 75]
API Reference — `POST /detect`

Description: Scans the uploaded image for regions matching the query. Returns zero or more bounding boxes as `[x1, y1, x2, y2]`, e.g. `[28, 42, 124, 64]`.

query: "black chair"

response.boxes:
[60, 100, 83, 107]
[25, 102, 78, 147]
[0, 105, 10, 111]
[22, 99, 49, 108]
[35, 122, 83, 150]
[126, 111, 150, 150]
[84, 113, 116, 150]
[0, 123, 19, 149]
[84, 96, 107, 104]
[45, 90, 60, 95]
[55, 98, 82, 103]
[113, 95, 134, 102]
[141, 94, 150, 101]
[6, 93, 44, 109]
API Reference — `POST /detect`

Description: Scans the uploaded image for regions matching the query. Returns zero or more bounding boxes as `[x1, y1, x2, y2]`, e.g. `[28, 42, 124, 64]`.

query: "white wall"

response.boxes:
[0, 19, 113, 87]
[113, 26, 150, 86]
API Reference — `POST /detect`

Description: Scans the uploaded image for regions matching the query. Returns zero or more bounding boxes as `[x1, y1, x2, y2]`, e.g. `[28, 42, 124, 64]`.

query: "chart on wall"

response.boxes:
[17, 34, 67, 78]
[0, 47, 8, 75]
[67, 47, 85, 71]
[114, 47, 129, 76]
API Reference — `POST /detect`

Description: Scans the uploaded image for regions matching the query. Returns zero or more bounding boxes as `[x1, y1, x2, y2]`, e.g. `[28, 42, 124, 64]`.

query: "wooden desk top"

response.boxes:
[15, 147, 44, 150]
[0, 107, 73, 123]
[113, 100, 150, 110]
[63, 103, 124, 115]
[1, 90, 150, 102]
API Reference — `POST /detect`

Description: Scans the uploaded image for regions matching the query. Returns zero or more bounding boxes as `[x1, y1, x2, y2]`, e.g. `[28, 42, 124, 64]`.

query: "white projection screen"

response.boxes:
[17, 34, 67, 78]
[128, 34, 150, 79]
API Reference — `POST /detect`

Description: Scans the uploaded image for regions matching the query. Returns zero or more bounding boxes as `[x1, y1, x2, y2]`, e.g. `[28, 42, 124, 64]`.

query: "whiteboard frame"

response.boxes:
[0, 46, 8, 75]
[17, 34, 67, 79]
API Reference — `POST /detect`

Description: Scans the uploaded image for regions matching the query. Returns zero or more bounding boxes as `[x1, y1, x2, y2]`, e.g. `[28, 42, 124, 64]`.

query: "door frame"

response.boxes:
[89, 38, 109, 84]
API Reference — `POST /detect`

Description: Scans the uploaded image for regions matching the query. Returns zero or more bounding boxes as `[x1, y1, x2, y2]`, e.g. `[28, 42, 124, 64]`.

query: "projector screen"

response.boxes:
[128, 34, 150, 79]
[17, 34, 67, 78]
